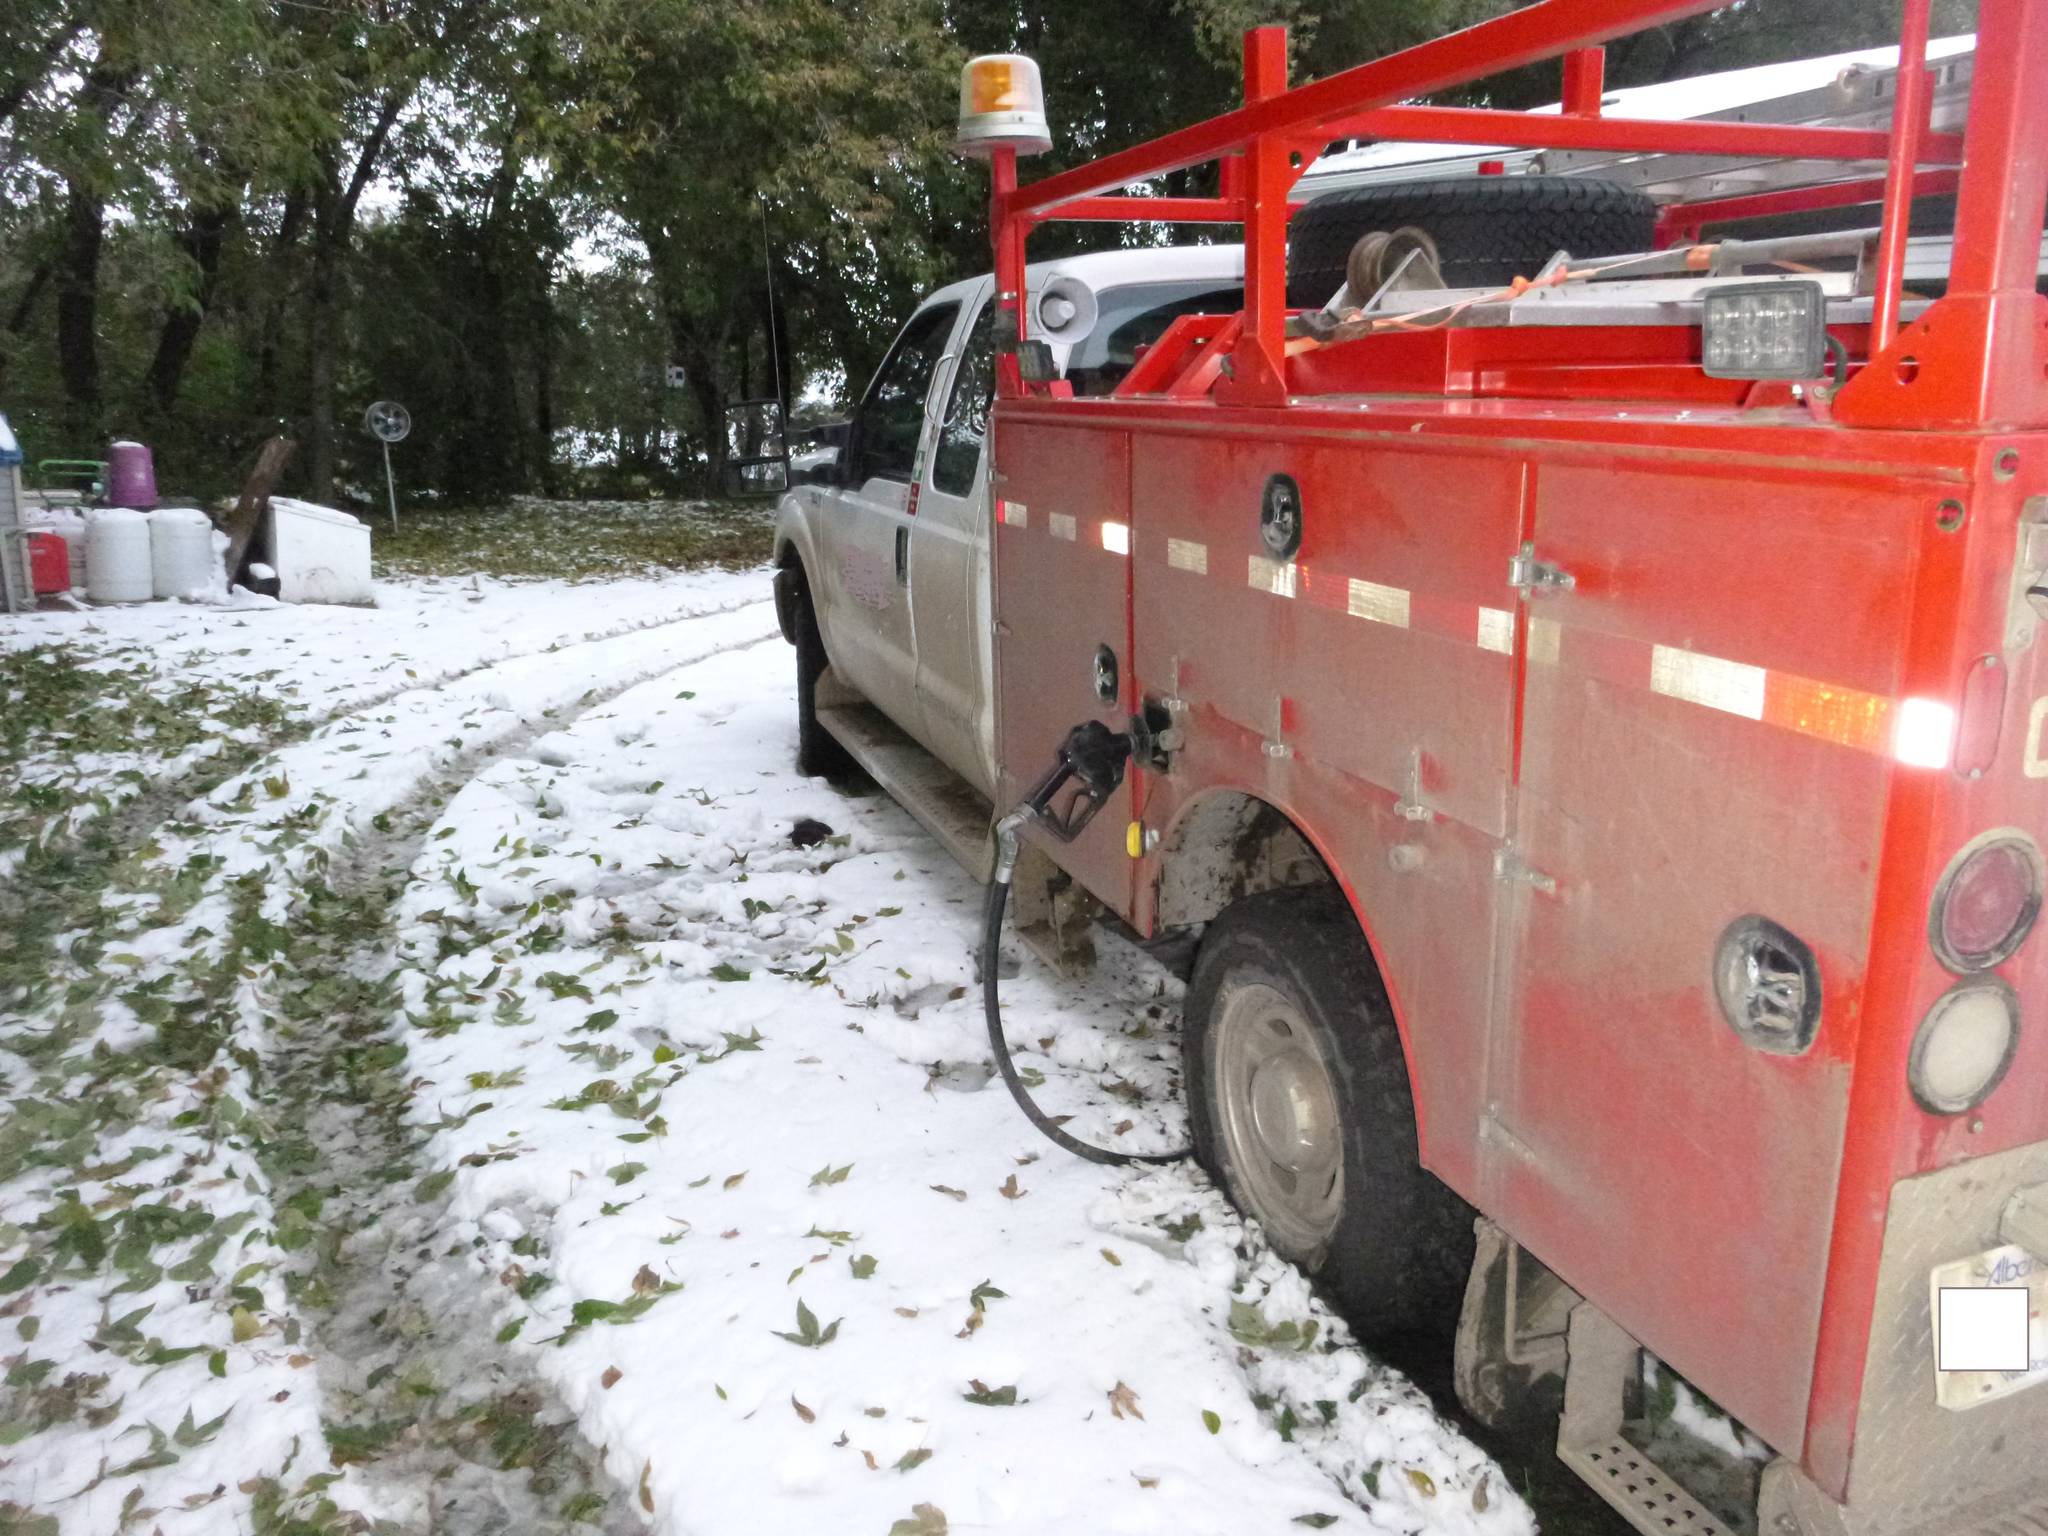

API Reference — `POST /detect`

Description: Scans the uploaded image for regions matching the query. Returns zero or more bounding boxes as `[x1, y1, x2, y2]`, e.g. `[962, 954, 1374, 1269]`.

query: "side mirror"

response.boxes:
[723, 399, 790, 497]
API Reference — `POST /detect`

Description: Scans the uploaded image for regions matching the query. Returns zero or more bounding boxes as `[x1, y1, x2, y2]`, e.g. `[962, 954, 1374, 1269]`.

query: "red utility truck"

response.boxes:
[773, 3, 2048, 1531]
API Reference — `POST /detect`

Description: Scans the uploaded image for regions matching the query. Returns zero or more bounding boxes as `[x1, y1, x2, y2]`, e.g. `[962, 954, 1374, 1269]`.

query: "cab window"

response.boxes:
[1064, 281, 1243, 396]
[932, 302, 996, 497]
[850, 302, 959, 485]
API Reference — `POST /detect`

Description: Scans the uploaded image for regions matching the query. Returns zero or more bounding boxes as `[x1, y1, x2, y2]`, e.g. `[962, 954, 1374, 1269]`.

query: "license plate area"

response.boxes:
[1930, 1244, 2047, 1411]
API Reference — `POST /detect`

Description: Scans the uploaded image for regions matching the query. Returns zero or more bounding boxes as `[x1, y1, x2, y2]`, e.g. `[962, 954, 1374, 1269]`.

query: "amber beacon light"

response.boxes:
[956, 55, 1051, 158]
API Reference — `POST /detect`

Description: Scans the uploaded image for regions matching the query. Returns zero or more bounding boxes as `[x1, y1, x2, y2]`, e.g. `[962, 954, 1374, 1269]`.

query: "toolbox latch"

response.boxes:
[1509, 542, 1574, 596]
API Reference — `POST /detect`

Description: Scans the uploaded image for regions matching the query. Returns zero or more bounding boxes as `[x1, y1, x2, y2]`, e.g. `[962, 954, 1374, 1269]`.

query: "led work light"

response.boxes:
[956, 55, 1051, 158]
[1700, 280, 1829, 381]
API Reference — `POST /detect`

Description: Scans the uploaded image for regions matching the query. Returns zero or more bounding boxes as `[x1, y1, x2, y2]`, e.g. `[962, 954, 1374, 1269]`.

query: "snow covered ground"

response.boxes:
[0, 548, 1532, 1536]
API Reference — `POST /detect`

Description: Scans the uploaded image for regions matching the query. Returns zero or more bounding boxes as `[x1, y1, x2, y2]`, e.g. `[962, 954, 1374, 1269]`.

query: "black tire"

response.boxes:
[1287, 176, 1657, 307]
[790, 562, 858, 782]
[1185, 884, 1475, 1340]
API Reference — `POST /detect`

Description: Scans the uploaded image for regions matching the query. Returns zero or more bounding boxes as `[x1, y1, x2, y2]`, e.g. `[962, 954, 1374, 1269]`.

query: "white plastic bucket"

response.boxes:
[85, 507, 154, 604]
[148, 507, 220, 599]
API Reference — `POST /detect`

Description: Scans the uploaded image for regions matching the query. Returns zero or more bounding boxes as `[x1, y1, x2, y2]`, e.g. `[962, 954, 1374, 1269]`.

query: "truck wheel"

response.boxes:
[790, 563, 857, 782]
[1185, 884, 1475, 1339]
[1286, 176, 1657, 307]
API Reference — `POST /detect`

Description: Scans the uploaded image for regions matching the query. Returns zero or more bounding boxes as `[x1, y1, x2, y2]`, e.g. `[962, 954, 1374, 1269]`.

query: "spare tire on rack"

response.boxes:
[1286, 175, 1658, 308]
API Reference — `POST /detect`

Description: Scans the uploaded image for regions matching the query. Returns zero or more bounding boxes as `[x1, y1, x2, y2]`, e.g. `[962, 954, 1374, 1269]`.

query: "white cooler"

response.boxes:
[267, 497, 373, 605]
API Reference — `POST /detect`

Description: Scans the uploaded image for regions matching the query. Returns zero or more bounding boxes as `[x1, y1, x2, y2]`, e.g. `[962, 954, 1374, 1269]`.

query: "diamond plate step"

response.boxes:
[1969, 1503, 2048, 1536]
[1560, 1436, 1738, 1536]
[1559, 1304, 1738, 1536]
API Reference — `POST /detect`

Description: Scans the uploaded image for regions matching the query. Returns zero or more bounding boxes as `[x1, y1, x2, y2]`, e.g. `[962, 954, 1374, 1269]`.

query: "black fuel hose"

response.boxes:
[981, 850, 1188, 1168]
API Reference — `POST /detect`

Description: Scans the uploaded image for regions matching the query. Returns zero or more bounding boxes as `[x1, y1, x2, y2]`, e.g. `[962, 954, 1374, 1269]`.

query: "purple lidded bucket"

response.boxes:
[106, 440, 158, 510]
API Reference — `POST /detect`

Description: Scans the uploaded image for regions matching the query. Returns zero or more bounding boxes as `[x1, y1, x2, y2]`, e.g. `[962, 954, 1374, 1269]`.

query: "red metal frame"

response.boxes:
[988, 0, 2037, 428]
[1870, 0, 1933, 341]
[1654, 169, 1963, 248]
[1318, 108, 1960, 168]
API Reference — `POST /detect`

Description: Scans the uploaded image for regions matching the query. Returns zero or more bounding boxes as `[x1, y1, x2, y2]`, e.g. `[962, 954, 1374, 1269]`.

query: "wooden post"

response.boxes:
[220, 435, 297, 588]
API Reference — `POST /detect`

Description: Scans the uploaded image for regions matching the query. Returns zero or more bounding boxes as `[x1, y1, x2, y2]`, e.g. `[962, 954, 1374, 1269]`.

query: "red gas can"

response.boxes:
[27, 531, 70, 594]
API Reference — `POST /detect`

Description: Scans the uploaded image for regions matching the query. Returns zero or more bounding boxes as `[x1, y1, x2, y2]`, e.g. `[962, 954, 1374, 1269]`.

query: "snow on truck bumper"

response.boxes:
[1762, 1138, 2048, 1536]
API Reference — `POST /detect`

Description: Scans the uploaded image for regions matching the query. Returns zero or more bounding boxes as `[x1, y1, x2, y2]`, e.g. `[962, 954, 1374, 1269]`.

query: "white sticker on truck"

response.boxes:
[1931, 1245, 2047, 1411]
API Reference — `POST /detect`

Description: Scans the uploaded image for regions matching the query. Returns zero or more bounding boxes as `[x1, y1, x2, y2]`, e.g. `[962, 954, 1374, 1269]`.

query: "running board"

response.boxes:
[1558, 1305, 1738, 1536]
[816, 692, 995, 883]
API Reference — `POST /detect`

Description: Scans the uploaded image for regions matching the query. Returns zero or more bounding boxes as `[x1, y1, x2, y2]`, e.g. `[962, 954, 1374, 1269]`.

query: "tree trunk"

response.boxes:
[670, 317, 731, 495]
[477, 151, 524, 495]
[55, 184, 106, 442]
[532, 282, 557, 494]
[303, 91, 409, 503]
[0, 253, 56, 392]
[257, 188, 307, 413]
[51, 61, 138, 447]
[145, 201, 234, 415]
[305, 220, 342, 501]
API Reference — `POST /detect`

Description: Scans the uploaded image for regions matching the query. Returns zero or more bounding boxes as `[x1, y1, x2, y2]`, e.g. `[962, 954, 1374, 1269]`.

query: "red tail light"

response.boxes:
[1930, 832, 2045, 973]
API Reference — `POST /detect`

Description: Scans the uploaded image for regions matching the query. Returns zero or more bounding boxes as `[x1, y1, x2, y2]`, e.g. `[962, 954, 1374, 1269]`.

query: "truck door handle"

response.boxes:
[895, 526, 909, 585]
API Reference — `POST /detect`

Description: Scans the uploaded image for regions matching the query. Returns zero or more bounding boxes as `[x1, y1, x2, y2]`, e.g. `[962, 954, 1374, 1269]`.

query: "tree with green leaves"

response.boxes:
[569, 0, 962, 484]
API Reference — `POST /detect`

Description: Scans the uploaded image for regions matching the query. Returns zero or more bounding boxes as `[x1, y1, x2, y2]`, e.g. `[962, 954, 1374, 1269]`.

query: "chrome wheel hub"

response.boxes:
[1213, 981, 1344, 1258]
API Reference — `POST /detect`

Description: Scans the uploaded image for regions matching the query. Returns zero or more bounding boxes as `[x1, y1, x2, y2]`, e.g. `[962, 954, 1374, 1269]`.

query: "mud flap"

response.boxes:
[1008, 839, 1102, 977]
[1454, 1217, 1575, 1430]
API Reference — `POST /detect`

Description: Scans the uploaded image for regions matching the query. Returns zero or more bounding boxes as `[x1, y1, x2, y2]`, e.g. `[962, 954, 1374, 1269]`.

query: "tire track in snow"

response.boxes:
[247, 630, 788, 1530]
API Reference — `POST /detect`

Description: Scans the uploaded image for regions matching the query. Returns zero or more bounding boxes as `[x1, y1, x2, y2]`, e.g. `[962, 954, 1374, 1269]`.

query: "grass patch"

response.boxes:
[0, 646, 300, 867]
[372, 496, 777, 583]
[0, 646, 295, 774]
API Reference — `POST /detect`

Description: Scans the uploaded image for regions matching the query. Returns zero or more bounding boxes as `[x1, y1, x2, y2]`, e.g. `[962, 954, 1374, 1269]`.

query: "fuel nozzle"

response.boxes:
[994, 720, 1133, 883]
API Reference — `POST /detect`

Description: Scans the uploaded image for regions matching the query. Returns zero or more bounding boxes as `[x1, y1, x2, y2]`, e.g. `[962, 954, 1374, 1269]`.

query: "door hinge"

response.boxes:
[1261, 695, 1292, 760]
[1509, 542, 1574, 596]
[1393, 746, 1436, 823]
[1494, 844, 1558, 895]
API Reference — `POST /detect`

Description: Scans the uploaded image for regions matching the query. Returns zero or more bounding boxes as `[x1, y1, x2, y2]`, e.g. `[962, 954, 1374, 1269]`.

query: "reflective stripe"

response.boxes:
[1763, 671, 1894, 755]
[1049, 512, 1077, 542]
[1346, 578, 1410, 628]
[1651, 644, 1767, 720]
[1166, 537, 1208, 575]
[1477, 607, 1515, 655]
[1527, 616, 1563, 667]
[998, 500, 1028, 529]
[1100, 520, 1129, 555]
[1248, 556, 1297, 598]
